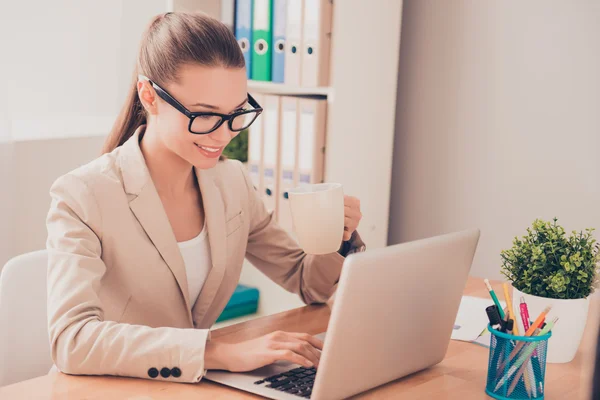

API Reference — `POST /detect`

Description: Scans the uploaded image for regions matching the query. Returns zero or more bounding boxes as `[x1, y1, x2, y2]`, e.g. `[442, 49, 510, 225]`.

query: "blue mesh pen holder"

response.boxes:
[485, 324, 551, 400]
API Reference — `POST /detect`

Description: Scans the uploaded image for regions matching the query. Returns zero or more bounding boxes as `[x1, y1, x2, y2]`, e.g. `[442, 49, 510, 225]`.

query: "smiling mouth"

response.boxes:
[194, 143, 222, 153]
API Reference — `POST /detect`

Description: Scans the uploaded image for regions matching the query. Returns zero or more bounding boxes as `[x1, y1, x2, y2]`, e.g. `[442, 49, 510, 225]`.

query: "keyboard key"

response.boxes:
[253, 380, 265, 384]
[269, 379, 291, 388]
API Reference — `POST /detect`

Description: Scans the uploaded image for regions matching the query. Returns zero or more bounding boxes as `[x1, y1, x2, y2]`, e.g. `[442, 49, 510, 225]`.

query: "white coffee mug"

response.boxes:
[287, 183, 345, 255]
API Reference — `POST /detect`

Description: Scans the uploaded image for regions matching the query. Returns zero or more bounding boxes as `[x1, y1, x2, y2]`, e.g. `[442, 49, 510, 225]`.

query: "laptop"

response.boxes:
[204, 229, 480, 399]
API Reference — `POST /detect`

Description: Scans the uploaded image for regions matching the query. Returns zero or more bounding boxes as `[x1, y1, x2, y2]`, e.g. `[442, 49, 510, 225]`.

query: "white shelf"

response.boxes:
[248, 80, 332, 97]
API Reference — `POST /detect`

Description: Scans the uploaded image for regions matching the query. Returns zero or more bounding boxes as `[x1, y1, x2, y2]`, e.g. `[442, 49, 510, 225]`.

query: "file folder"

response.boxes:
[222, 0, 235, 32]
[262, 95, 282, 215]
[297, 98, 327, 185]
[272, 0, 287, 83]
[301, 0, 333, 87]
[277, 97, 299, 232]
[251, 0, 273, 81]
[284, 0, 304, 86]
[235, 0, 253, 79]
[247, 93, 265, 194]
[216, 284, 260, 322]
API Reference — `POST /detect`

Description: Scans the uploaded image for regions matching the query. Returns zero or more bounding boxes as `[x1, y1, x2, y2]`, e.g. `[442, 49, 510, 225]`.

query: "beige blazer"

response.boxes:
[46, 126, 364, 383]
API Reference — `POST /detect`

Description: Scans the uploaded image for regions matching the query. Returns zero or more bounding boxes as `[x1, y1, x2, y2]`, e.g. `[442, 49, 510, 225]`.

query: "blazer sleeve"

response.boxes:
[46, 173, 210, 383]
[236, 162, 366, 305]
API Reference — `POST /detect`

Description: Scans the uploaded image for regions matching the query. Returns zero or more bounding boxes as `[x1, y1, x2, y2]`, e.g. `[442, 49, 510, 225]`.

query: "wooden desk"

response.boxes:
[1, 278, 598, 399]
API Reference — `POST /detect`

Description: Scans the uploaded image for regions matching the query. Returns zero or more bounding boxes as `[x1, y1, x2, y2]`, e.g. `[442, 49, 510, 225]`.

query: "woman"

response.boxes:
[46, 12, 364, 383]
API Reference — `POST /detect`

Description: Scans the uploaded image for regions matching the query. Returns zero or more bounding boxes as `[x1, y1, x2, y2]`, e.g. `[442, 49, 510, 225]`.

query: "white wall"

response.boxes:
[389, 0, 600, 280]
[0, 1, 156, 268]
[3, 1, 123, 129]
[12, 136, 107, 256]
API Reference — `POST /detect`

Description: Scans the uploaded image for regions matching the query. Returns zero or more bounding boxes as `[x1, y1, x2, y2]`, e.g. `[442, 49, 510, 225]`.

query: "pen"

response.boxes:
[495, 318, 557, 393]
[512, 295, 533, 397]
[505, 319, 514, 334]
[485, 279, 506, 320]
[486, 305, 503, 330]
[503, 283, 515, 326]
[524, 306, 551, 336]
[506, 318, 559, 396]
[486, 305, 507, 369]
[495, 306, 552, 376]
[519, 296, 530, 331]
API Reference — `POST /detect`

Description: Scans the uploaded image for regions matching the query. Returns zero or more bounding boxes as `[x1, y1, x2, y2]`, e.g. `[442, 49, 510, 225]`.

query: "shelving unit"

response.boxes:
[121, 0, 404, 317]
[247, 80, 331, 98]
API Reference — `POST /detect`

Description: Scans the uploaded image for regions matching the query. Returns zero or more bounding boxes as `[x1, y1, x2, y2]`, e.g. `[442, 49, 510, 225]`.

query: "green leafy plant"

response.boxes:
[501, 218, 600, 299]
[222, 129, 248, 162]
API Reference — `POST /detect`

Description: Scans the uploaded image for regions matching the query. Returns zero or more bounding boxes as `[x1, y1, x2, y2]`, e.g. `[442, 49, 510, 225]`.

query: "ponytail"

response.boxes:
[102, 11, 244, 154]
[102, 71, 146, 154]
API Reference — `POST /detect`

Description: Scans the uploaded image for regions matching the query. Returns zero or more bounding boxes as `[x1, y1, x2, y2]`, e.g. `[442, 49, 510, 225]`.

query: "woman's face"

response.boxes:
[146, 64, 248, 170]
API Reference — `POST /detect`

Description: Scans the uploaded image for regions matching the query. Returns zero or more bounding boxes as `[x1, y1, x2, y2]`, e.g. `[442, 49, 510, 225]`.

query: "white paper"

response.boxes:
[472, 330, 492, 348]
[451, 296, 506, 342]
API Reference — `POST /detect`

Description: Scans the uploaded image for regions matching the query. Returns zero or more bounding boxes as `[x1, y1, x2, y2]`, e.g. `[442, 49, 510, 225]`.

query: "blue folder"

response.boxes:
[271, 0, 287, 83]
[235, 0, 253, 78]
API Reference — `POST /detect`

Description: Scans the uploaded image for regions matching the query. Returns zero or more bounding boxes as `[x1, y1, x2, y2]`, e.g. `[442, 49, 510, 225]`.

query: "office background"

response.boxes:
[0, 0, 599, 320]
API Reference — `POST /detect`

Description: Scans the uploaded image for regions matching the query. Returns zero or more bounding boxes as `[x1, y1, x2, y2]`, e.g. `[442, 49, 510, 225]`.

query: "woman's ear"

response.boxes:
[137, 80, 158, 115]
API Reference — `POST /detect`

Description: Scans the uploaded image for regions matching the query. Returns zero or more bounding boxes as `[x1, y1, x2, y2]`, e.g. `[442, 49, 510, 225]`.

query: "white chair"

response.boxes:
[0, 250, 52, 387]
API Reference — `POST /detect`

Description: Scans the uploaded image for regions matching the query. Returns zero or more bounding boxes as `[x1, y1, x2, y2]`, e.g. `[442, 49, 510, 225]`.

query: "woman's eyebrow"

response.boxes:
[190, 98, 248, 111]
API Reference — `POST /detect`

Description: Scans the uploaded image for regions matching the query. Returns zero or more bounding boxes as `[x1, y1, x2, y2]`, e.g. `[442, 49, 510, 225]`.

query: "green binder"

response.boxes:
[251, 0, 273, 81]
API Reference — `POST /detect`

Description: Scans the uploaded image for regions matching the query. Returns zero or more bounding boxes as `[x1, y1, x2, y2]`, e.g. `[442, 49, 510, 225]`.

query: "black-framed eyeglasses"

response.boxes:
[139, 75, 263, 135]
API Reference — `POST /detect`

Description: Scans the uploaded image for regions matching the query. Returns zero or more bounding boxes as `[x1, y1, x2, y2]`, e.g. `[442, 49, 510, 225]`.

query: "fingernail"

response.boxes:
[307, 361, 314, 367]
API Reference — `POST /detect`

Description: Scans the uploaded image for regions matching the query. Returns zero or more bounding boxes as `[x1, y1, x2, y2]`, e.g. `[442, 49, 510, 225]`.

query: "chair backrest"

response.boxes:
[0, 250, 52, 387]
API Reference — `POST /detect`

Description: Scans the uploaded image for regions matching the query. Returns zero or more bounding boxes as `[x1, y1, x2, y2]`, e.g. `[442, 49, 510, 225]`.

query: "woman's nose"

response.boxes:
[210, 121, 235, 142]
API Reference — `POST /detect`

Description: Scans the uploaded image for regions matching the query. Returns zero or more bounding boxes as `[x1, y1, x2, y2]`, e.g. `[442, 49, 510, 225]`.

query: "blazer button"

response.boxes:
[171, 367, 182, 378]
[160, 367, 171, 378]
[148, 367, 159, 378]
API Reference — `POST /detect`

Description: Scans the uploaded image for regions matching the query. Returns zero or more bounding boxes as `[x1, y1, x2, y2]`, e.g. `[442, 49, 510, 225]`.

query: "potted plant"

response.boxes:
[501, 218, 600, 363]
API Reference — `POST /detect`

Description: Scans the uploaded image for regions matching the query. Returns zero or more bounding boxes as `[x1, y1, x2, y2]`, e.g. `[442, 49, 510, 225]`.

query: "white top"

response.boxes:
[177, 221, 212, 308]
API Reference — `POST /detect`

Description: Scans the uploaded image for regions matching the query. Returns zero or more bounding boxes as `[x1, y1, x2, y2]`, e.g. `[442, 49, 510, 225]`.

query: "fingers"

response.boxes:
[344, 205, 362, 219]
[343, 228, 352, 241]
[344, 217, 359, 233]
[273, 349, 314, 368]
[344, 197, 362, 241]
[288, 340, 321, 367]
[344, 195, 360, 209]
[268, 332, 323, 368]
[271, 339, 320, 368]
[287, 332, 325, 350]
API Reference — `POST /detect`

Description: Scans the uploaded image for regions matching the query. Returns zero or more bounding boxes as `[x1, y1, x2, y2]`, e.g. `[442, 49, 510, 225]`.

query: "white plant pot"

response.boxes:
[512, 287, 590, 364]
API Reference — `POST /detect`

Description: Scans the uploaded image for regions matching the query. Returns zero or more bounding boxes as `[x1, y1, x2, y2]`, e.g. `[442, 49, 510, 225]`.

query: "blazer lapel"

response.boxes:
[191, 167, 228, 327]
[129, 186, 192, 315]
[119, 127, 193, 325]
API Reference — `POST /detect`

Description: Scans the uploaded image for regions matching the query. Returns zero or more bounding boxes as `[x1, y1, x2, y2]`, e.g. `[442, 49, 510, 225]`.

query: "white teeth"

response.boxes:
[197, 144, 220, 153]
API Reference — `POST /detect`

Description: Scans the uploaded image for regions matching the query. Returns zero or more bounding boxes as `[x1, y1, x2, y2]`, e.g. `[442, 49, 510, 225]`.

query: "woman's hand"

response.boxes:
[343, 195, 362, 241]
[204, 331, 324, 372]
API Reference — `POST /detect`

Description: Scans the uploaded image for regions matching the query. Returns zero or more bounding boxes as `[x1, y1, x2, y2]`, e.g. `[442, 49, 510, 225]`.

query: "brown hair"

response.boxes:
[102, 12, 245, 154]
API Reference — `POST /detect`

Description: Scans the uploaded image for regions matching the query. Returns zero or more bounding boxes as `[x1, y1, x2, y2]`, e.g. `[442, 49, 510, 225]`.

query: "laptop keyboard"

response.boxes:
[254, 366, 316, 398]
